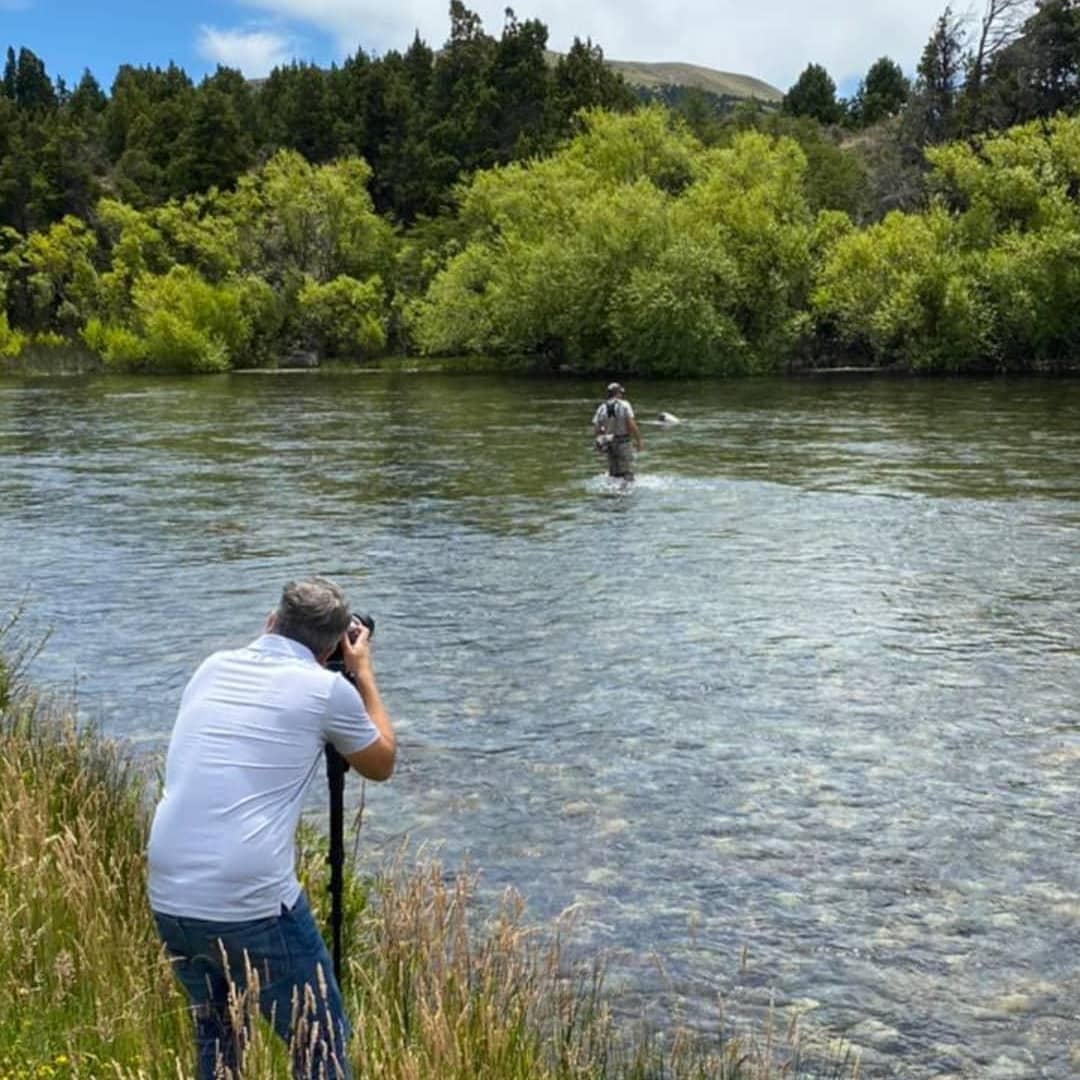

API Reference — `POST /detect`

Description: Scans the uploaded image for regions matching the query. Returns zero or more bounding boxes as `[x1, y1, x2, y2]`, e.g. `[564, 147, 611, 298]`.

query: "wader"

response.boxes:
[608, 435, 634, 480]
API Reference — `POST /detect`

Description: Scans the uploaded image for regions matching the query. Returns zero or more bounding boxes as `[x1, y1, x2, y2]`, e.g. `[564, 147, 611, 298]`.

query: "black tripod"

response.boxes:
[324, 743, 348, 982]
[323, 612, 374, 983]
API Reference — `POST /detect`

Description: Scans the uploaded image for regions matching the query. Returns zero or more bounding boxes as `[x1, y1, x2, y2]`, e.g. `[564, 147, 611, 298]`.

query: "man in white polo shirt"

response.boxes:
[148, 576, 396, 1079]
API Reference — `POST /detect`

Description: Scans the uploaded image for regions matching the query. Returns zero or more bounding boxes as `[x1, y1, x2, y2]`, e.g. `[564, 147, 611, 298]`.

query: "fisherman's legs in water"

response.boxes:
[608, 439, 635, 480]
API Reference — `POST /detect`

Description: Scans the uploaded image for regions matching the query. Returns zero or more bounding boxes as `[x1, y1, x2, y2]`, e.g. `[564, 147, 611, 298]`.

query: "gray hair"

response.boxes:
[274, 577, 351, 658]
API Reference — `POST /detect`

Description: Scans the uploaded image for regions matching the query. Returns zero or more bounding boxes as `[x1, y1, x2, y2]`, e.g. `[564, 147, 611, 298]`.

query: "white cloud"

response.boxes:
[237, 0, 433, 58]
[237, 0, 966, 91]
[196, 25, 297, 77]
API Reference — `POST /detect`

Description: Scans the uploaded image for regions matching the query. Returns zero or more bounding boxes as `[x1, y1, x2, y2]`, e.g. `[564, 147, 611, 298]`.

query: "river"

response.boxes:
[1, 371, 1078, 1078]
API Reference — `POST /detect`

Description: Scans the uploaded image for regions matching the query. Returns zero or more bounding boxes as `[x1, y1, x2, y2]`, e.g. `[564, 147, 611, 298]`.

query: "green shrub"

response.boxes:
[297, 274, 387, 359]
[0, 311, 26, 358]
[811, 206, 991, 369]
[82, 317, 148, 371]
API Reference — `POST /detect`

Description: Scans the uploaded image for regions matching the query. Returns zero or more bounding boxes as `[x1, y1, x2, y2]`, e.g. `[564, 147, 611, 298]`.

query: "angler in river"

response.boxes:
[146, 576, 397, 1079]
[593, 381, 644, 480]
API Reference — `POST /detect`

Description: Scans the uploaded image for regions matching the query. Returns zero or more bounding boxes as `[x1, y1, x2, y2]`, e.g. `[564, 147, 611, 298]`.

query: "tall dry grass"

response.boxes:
[0, 621, 860, 1080]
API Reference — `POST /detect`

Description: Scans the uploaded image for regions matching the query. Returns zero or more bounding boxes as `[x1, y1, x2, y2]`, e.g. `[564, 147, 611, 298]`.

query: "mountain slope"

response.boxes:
[605, 58, 783, 102]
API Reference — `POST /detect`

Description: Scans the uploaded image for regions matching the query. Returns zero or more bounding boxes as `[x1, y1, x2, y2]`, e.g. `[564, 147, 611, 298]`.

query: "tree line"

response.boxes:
[781, 0, 1080, 139]
[2, 1, 1080, 375]
[0, 1, 633, 232]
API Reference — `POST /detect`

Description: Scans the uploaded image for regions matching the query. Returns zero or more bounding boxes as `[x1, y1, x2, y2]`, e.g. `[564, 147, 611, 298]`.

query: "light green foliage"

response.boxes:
[298, 274, 388, 358]
[131, 267, 250, 372]
[927, 113, 1080, 238]
[96, 198, 169, 319]
[21, 215, 100, 332]
[607, 238, 745, 375]
[413, 173, 671, 365]
[411, 110, 816, 373]
[231, 274, 288, 367]
[81, 317, 147, 370]
[810, 209, 856, 260]
[83, 267, 255, 373]
[812, 206, 989, 369]
[224, 151, 396, 289]
[0, 310, 25, 356]
[560, 106, 701, 193]
[85, 154, 395, 368]
[412, 112, 682, 362]
[810, 114, 1080, 370]
[674, 132, 815, 362]
[925, 113, 1080, 365]
[152, 194, 242, 281]
[982, 223, 1080, 364]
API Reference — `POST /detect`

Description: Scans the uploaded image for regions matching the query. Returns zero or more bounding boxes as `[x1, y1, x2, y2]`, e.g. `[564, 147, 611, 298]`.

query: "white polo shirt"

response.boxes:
[147, 633, 379, 921]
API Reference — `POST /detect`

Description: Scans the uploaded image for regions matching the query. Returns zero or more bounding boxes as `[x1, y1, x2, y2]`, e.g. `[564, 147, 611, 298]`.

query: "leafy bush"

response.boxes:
[0, 311, 26, 358]
[133, 267, 251, 372]
[982, 227, 1080, 367]
[410, 111, 816, 374]
[811, 206, 991, 369]
[607, 238, 746, 375]
[82, 317, 147, 370]
[297, 274, 387, 358]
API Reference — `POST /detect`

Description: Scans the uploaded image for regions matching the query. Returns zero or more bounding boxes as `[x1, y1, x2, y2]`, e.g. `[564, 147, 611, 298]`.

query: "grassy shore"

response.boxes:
[0, 623, 859, 1080]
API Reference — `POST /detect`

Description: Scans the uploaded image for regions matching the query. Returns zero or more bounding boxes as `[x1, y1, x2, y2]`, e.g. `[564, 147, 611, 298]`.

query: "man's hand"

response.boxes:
[337, 621, 396, 780]
[340, 621, 373, 682]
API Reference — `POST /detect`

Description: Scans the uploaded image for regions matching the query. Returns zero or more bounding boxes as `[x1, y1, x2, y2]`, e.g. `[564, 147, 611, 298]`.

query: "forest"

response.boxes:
[2, 0, 1080, 375]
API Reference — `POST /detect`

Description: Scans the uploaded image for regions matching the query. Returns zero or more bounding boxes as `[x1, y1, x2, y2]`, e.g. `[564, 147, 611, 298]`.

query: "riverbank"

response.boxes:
[8, 344, 1080, 381]
[0, 626, 857, 1079]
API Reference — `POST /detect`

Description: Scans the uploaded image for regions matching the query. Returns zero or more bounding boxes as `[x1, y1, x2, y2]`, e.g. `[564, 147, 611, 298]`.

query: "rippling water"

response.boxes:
[2, 372, 1078, 1077]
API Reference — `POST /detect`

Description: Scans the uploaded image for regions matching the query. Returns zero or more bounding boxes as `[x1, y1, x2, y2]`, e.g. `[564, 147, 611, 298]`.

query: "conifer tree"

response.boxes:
[782, 63, 843, 125]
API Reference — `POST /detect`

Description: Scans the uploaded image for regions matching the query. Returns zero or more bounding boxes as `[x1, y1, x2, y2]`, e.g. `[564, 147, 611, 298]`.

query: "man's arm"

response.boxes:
[628, 414, 643, 451]
[340, 628, 396, 781]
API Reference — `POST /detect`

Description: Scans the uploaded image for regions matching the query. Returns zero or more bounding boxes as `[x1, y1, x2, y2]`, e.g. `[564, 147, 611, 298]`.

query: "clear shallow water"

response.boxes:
[1, 372, 1078, 1078]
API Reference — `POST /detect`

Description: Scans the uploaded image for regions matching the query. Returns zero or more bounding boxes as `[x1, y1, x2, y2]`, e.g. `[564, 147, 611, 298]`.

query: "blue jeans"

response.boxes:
[154, 891, 352, 1079]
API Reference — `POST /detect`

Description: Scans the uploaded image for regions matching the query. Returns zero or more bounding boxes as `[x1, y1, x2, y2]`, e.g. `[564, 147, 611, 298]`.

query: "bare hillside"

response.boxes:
[605, 58, 782, 102]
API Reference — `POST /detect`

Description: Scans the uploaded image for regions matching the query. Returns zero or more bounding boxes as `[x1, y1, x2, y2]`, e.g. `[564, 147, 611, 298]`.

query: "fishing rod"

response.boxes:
[324, 612, 374, 983]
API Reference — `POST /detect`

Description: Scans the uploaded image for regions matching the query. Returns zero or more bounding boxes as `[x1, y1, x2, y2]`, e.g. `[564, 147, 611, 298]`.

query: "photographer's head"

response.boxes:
[272, 577, 351, 660]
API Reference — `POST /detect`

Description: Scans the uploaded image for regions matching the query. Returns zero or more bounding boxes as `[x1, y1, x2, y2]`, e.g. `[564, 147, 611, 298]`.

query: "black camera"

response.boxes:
[327, 613, 375, 675]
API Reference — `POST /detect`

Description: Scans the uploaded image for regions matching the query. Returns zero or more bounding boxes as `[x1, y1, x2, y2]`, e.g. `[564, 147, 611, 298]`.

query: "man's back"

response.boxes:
[148, 633, 377, 920]
[593, 397, 634, 437]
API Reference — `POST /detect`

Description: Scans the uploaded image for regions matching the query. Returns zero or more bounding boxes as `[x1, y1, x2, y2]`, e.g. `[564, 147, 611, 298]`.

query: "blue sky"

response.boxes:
[2, 0, 960, 97]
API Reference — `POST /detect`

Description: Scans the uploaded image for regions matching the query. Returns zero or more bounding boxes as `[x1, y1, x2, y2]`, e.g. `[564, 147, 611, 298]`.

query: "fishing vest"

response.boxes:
[601, 398, 631, 438]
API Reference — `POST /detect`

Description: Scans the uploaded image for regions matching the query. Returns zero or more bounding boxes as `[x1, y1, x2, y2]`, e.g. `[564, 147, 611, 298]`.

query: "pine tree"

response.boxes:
[853, 57, 910, 127]
[782, 63, 843, 125]
[552, 38, 635, 134]
[3, 48, 16, 100]
[13, 46, 57, 112]
[910, 7, 967, 143]
[491, 9, 552, 159]
[172, 84, 254, 195]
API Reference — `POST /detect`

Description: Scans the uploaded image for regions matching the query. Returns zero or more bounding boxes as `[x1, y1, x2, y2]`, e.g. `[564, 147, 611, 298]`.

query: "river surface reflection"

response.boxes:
[1, 372, 1078, 1077]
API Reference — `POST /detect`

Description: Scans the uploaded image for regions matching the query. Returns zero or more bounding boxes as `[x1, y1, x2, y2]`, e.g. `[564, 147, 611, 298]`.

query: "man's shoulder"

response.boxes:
[197, 637, 322, 680]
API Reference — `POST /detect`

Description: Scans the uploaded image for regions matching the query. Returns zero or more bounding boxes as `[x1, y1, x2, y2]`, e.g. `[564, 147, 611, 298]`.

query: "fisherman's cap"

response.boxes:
[607, 382, 625, 394]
